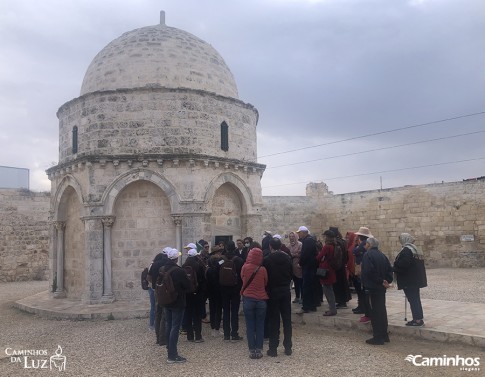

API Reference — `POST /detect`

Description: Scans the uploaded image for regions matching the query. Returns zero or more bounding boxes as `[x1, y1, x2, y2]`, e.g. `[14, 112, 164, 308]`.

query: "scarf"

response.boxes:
[399, 233, 423, 258]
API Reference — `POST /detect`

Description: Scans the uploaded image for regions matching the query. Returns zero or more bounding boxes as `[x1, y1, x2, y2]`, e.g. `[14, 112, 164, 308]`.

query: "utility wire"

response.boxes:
[262, 156, 485, 188]
[266, 130, 485, 169]
[258, 111, 485, 159]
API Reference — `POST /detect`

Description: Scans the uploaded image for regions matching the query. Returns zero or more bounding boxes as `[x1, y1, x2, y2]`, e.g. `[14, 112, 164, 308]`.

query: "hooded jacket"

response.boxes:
[240, 248, 268, 300]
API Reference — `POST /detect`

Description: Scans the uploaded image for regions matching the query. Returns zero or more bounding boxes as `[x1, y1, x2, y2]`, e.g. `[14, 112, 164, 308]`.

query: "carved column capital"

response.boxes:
[172, 215, 183, 226]
[101, 216, 115, 228]
[53, 221, 66, 231]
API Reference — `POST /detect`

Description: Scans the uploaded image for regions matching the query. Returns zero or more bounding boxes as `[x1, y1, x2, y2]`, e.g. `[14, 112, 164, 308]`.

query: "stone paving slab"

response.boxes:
[14, 288, 485, 348]
[294, 289, 485, 348]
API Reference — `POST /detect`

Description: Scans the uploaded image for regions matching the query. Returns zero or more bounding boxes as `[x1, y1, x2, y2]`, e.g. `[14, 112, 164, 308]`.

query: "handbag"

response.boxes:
[241, 265, 262, 294]
[316, 268, 328, 278]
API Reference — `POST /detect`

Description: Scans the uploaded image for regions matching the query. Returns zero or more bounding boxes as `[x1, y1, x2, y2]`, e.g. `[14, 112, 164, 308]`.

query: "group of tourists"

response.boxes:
[144, 225, 427, 363]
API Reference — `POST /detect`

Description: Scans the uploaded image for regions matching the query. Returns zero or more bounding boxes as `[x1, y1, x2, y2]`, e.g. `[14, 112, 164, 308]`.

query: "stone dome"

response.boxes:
[80, 15, 239, 99]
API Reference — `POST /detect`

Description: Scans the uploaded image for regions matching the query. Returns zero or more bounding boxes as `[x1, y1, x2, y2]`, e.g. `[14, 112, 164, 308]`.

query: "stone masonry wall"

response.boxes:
[262, 180, 485, 268]
[0, 189, 50, 282]
[2, 179, 484, 282]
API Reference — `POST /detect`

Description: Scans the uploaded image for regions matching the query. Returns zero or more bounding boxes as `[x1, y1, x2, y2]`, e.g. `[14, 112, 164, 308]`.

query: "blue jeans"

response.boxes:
[148, 288, 156, 327]
[243, 297, 267, 351]
[164, 307, 185, 359]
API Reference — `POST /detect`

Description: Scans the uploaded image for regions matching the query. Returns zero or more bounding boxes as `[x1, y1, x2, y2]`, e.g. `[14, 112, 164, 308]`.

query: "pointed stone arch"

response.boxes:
[204, 172, 254, 214]
[52, 174, 86, 221]
[101, 168, 181, 215]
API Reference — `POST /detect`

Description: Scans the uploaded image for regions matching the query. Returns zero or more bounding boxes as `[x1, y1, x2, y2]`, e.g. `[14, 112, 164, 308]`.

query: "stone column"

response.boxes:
[102, 216, 115, 302]
[82, 216, 104, 304]
[53, 221, 66, 298]
[172, 215, 183, 265]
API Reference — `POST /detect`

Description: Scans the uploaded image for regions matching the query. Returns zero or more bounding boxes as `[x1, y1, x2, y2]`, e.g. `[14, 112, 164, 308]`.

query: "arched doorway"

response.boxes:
[211, 183, 244, 244]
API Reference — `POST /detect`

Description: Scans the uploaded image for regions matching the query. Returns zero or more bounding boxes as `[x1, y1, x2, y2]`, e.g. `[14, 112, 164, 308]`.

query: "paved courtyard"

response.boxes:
[1, 268, 484, 376]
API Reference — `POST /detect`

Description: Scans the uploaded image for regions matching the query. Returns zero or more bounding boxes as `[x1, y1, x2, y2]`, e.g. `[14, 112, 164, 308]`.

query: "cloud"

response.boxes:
[1, 0, 484, 194]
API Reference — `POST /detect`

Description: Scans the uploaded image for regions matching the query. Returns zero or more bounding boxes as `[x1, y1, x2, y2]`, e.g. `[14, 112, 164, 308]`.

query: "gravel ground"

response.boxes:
[1, 269, 484, 377]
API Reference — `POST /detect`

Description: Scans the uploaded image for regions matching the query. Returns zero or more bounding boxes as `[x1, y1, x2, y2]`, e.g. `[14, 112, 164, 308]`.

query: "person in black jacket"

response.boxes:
[162, 248, 192, 363]
[393, 233, 427, 327]
[361, 237, 393, 345]
[206, 254, 223, 337]
[264, 238, 293, 357]
[182, 248, 207, 342]
[220, 241, 244, 341]
[295, 226, 318, 313]
[150, 249, 169, 346]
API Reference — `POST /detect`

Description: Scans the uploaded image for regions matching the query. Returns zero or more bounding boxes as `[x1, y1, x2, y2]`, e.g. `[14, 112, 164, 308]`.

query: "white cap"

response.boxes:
[296, 226, 309, 233]
[273, 234, 282, 240]
[166, 248, 180, 260]
[187, 249, 198, 257]
[184, 242, 197, 249]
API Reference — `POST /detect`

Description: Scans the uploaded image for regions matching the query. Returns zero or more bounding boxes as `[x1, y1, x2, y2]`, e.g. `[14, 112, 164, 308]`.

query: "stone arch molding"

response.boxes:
[102, 168, 181, 215]
[52, 175, 86, 221]
[204, 172, 255, 214]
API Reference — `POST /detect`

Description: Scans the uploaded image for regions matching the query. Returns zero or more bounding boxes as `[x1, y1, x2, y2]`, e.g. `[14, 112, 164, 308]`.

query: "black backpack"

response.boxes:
[156, 266, 178, 306]
[141, 267, 149, 290]
[183, 265, 198, 293]
[219, 257, 237, 286]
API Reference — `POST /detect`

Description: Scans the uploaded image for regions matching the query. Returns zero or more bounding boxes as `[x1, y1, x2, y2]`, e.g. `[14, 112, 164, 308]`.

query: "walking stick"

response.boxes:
[404, 295, 407, 322]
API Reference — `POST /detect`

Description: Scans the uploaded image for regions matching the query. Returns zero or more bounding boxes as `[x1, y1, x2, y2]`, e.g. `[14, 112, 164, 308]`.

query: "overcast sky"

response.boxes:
[1, 0, 484, 196]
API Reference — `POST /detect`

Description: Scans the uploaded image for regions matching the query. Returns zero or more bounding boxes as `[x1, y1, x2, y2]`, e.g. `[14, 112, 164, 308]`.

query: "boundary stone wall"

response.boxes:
[1, 179, 484, 282]
[262, 180, 485, 267]
[0, 189, 50, 282]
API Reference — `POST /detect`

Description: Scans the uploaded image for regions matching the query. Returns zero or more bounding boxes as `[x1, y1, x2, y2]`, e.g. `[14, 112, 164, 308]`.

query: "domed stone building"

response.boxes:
[46, 12, 265, 304]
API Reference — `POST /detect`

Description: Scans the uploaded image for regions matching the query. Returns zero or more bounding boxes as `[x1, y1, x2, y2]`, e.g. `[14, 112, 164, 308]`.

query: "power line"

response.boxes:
[266, 130, 485, 169]
[258, 111, 485, 159]
[262, 156, 485, 188]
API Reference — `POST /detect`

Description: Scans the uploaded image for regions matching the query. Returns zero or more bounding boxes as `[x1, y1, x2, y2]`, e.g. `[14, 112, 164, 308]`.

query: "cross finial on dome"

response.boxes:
[160, 10, 165, 26]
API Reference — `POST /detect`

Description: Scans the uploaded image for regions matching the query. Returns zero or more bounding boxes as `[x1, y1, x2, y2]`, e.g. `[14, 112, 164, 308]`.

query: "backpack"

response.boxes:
[219, 257, 238, 286]
[330, 242, 344, 270]
[183, 265, 198, 293]
[156, 266, 178, 306]
[141, 267, 149, 290]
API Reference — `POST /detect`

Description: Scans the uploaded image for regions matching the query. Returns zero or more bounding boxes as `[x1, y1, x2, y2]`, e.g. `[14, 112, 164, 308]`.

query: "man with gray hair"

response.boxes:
[361, 237, 393, 345]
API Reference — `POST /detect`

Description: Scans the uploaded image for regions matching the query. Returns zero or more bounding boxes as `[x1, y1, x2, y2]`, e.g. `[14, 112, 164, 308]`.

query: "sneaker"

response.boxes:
[284, 348, 292, 356]
[336, 303, 348, 309]
[359, 316, 371, 323]
[292, 298, 300, 303]
[194, 338, 205, 343]
[223, 335, 230, 341]
[406, 320, 424, 327]
[352, 307, 365, 314]
[267, 349, 277, 357]
[167, 355, 187, 364]
[255, 349, 263, 359]
[231, 335, 243, 342]
[322, 311, 337, 316]
[249, 350, 257, 359]
[383, 335, 390, 343]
